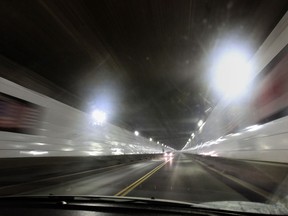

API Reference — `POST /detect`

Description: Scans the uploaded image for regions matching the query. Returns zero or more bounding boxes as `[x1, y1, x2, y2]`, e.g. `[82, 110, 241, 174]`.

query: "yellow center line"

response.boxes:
[114, 159, 171, 196]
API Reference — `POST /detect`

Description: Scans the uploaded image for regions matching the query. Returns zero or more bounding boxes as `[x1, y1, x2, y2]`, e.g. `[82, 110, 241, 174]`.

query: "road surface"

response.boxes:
[14, 153, 284, 204]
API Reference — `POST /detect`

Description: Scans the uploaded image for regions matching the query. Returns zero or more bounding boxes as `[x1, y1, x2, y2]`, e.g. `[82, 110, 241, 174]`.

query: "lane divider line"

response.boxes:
[115, 159, 171, 196]
[195, 159, 273, 200]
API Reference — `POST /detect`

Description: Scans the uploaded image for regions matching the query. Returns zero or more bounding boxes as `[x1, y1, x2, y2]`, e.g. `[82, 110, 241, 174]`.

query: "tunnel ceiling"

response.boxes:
[0, 0, 287, 149]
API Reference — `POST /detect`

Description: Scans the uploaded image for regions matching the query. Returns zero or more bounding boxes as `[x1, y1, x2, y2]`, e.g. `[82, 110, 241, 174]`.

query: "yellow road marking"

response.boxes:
[115, 159, 170, 196]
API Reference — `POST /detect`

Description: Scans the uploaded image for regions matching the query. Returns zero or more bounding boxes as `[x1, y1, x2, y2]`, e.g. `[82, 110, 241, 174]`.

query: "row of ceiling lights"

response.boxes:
[185, 119, 203, 146]
[134, 130, 171, 149]
[91, 112, 172, 149]
[183, 47, 253, 148]
[92, 47, 253, 151]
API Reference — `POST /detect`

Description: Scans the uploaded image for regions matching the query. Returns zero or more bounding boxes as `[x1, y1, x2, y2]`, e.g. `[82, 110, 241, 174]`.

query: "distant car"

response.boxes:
[164, 151, 173, 157]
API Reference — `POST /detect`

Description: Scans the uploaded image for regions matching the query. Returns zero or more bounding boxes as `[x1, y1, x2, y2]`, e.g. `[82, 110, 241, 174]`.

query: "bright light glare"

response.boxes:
[21, 150, 48, 156]
[213, 50, 252, 98]
[198, 120, 203, 127]
[92, 110, 106, 124]
[246, 124, 263, 132]
[231, 132, 241, 136]
[134, 130, 139, 136]
[149, 138, 153, 142]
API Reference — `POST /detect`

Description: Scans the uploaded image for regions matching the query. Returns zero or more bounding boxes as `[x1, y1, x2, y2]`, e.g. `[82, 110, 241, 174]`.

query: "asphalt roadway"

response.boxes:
[15, 153, 288, 204]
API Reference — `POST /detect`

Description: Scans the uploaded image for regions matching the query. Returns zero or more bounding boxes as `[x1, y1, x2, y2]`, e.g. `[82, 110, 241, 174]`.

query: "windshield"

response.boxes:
[1, 0, 288, 214]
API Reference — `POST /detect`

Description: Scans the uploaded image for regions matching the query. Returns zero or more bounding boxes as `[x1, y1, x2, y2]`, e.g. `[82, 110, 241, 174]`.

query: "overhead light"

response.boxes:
[91, 109, 106, 125]
[205, 107, 212, 113]
[198, 120, 203, 127]
[212, 49, 252, 99]
[149, 138, 153, 142]
[157, 141, 159, 144]
[134, 131, 139, 136]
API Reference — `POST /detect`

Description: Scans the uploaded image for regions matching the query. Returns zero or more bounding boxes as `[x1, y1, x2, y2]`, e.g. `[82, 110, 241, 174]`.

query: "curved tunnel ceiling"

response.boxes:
[0, 0, 287, 149]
